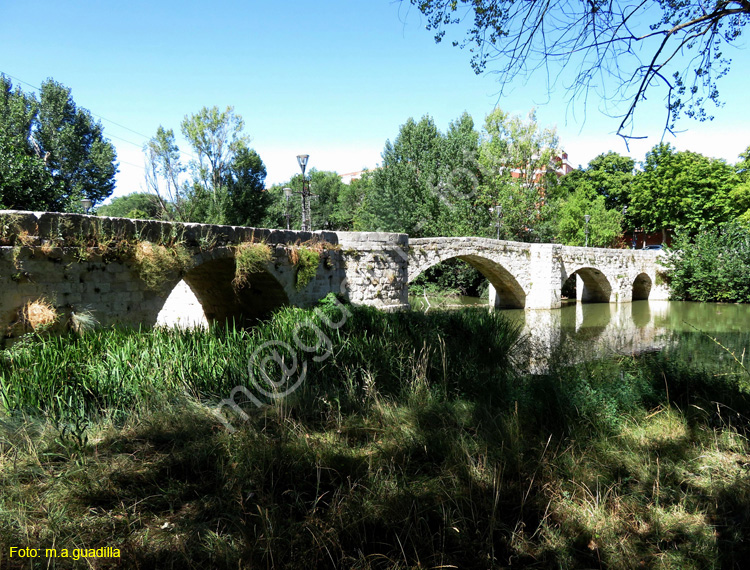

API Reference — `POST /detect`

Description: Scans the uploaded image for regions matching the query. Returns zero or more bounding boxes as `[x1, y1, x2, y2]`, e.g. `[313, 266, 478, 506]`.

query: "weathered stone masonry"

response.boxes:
[408, 237, 668, 309]
[1, 211, 666, 333]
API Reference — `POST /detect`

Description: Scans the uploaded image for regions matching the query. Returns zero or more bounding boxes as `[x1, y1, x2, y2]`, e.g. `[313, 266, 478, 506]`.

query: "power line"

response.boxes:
[2, 72, 153, 142]
[0, 71, 200, 161]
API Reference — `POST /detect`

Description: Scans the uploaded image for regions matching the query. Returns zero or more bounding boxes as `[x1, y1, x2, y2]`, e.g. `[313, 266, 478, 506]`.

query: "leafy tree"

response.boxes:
[306, 170, 347, 230]
[144, 126, 186, 218]
[223, 146, 269, 227]
[0, 132, 57, 210]
[432, 112, 485, 237]
[403, 0, 750, 137]
[97, 193, 163, 219]
[181, 106, 249, 199]
[556, 185, 624, 247]
[263, 170, 351, 231]
[358, 116, 445, 236]
[737, 146, 750, 181]
[35, 80, 117, 206]
[477, 108, 560, 242]
[334, 173, 372, 230]
[144, 106, 268, 225]
[580, 152, 635, 212]
[0, 76, 117, 211]
[629, 143, 740, 238]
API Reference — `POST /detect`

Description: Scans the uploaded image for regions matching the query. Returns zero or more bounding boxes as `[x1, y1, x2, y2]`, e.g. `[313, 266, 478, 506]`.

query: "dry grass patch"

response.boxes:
[6, 298, 58, 337]
[133, 241, 191, 292]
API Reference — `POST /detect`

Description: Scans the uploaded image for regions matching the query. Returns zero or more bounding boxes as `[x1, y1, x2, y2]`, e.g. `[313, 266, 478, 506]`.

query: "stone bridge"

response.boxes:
[409, 237, 668, 310]
[0, 212, 667, 335]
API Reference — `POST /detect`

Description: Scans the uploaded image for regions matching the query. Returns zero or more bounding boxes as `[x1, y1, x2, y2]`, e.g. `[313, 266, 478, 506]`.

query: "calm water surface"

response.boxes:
[410, 296, 750, 371]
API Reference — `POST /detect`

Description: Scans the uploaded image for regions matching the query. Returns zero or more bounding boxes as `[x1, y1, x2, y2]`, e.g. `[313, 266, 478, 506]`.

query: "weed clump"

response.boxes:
[233, 241, 273, 289]
[288, 243, 321, 290]
[132, 241, 191, 291]
[7, 298, 58, 336]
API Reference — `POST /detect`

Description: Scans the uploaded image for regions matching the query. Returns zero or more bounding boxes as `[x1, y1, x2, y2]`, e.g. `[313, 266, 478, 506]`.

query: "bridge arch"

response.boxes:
[157, 249, 293, 327]
[408, 252, 526, 309]
[564, 266, 613, 303]
[632, 272, 652, 301]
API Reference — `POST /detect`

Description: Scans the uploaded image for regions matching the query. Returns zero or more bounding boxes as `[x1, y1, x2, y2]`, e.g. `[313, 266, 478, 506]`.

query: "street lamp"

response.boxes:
[489, 205, 502, 240]
[283, 187, 292, 230]
[80, 198, 93, 213]
[584, 214, 591, 247]
[297, 154, 311, 232]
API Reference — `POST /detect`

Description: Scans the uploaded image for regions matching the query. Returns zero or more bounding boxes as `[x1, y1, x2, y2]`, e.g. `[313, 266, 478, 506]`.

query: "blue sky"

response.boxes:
[2, 0, 749, 199]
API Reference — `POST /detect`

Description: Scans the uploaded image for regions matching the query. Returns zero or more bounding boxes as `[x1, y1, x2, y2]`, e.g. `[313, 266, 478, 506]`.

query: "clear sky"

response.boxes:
[2, 0, 749, 199]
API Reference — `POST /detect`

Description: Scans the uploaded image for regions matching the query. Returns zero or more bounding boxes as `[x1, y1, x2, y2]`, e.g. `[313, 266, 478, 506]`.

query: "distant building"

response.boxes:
[339, 169, 371, 184]
[505, 151, 574, 184]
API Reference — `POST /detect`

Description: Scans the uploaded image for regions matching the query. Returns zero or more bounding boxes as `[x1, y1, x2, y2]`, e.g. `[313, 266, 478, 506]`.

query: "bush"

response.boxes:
[289, 245, 320, 290]
[663, 222, 750, 302]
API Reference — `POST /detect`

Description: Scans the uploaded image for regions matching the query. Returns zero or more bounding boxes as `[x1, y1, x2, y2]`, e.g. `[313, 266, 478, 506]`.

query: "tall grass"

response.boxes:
[0, 302, 520, 423]
[1, 302, 750, 568]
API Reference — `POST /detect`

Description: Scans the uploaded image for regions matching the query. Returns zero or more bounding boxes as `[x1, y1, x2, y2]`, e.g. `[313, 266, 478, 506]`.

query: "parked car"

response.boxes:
[643, 244, 664, 250]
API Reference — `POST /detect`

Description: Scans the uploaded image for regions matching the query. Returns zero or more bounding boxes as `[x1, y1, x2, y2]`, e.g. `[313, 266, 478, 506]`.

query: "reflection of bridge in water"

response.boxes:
[511, 301, 671, 374]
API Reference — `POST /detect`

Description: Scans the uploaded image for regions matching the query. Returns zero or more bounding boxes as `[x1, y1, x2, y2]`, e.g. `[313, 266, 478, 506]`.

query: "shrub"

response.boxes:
[663, 222, 750, 302]
[289, 245, 320, 290]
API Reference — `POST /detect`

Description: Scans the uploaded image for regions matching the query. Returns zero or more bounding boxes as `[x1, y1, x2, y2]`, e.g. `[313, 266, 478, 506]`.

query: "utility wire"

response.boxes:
[1, 71, 200, 162]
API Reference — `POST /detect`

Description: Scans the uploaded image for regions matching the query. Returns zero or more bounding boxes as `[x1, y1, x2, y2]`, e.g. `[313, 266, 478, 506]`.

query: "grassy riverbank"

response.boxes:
[1, 301, 749, 568]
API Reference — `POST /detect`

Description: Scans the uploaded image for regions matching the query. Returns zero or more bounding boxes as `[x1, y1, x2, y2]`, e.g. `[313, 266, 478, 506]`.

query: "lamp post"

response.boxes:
[584, 214, 591, 247]
[489, 205, 502, 240]
[283, 187, 292, 230]
[297, 154, 311, 231]
[80, 198, 93, 213]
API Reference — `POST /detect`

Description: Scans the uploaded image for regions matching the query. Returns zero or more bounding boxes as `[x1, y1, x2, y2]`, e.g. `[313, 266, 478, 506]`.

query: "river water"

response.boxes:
[410, 296, 750, 373]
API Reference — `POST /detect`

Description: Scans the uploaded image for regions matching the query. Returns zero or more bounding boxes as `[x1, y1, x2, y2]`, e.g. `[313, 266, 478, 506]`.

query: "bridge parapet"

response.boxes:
[0, 210, 337, 248]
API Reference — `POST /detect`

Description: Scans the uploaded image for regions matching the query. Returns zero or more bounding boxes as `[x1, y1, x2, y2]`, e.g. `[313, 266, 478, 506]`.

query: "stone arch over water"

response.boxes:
[564, 266, 613, 303]
[408, 253, 526, 309]
[632, 272, 652, 301]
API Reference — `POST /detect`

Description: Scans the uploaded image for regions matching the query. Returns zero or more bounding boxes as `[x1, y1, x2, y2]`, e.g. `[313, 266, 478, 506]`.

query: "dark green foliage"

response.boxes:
[663, 222, 750, 302]
[97, 192, 164, 219]
[0, 76, 117, 211]
[557, 151, 634, 214]
[629, 143, 742, 234]
[264, 169, 365, 231]
[410, 257, 488, 297]
[222, 146, 269, 226]
[556, 183, 624, 247]
[358, 115, 445, 236]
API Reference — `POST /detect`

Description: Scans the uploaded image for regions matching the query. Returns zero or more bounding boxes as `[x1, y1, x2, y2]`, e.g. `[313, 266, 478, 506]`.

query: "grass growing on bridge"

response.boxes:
[1, 302, 749, 568]
[232, 241, 273, 289]
[132, 241, 192, 291]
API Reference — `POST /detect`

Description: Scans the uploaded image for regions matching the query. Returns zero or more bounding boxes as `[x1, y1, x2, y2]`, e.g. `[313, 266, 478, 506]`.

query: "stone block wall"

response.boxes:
[0, 211, 350, 335]
[337, 232, 409, 310]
